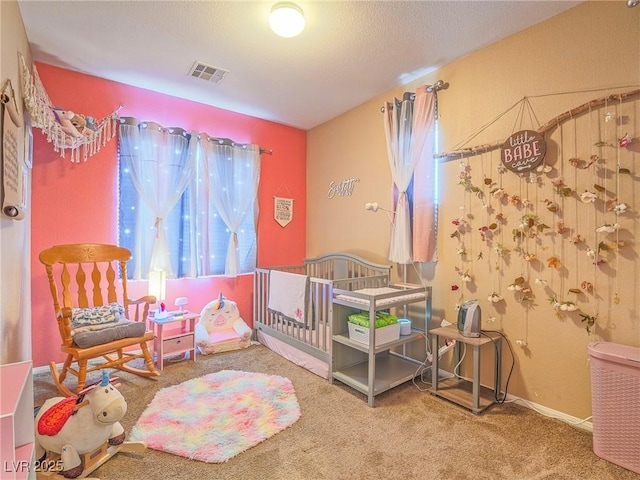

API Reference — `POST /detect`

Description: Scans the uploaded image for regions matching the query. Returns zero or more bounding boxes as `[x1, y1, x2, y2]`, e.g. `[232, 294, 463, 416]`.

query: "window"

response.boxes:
[118, 169, 256, 279]
[117, 119, 258, 280]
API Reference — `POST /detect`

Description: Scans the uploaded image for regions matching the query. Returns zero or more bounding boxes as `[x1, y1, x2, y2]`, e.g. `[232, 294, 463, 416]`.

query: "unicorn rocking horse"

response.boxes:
[34, 371, 146, 479]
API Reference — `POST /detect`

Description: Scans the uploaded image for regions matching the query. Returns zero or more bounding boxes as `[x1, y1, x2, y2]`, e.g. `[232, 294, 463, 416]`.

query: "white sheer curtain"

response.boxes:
[383, 88, 436, 264]
[118, 117, 197, 278]
[198, 136, 260, 277]
[410, 86, 437, 262]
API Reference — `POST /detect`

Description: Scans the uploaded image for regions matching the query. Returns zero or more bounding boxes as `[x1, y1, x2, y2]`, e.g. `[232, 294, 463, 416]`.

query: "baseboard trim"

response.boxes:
[505, 393, 593, 432]
[440, 370, 594, 432]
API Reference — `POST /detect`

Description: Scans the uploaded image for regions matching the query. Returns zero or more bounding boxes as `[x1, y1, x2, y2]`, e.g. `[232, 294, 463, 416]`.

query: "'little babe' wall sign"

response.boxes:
[500, 130, 546, 174]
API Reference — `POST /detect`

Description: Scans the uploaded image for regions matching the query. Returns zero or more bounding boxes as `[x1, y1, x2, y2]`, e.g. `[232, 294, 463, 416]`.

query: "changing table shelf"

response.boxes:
[330, 283, 432, 407]
[332, 352, 423, 397]
[332, 330, 425, 353]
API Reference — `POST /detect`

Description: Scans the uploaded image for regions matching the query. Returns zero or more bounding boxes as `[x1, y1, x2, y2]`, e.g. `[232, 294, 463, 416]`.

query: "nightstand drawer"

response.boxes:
[163, 334, 194, 355]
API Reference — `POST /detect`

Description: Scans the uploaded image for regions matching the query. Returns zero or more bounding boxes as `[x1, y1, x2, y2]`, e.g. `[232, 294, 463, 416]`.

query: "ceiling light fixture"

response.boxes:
[269, 2, 305, 38]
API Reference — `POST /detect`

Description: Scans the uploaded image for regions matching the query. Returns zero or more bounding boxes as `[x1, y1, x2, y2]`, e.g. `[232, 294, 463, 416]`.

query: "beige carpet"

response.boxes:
[33, 345, 638, 480]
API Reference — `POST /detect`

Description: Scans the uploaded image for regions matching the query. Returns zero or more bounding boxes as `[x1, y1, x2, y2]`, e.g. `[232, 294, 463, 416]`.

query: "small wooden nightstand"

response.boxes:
[429, 325, 502, 414]
[148, 311, 199, 370]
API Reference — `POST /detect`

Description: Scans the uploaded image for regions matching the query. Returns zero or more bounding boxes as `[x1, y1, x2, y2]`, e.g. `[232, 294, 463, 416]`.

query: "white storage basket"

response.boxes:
[348, 322, 400, 346]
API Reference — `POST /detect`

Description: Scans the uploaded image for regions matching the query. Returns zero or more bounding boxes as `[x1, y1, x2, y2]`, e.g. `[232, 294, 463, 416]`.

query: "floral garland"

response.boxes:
[449, 97, 635, 334]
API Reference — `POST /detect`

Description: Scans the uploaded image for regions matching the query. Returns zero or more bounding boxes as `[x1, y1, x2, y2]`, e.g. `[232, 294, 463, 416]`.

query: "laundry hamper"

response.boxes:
[588, 342, 640, 474]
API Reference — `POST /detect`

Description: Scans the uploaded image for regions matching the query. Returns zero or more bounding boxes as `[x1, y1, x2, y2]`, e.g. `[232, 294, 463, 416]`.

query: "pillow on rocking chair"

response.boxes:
[70, 302, 125, 329]
[69, 303, 147, 348]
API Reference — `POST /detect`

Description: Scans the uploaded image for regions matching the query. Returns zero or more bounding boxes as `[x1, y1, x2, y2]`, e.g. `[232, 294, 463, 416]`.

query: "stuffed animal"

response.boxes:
[70, 113, 85, 132]
[52, 107, 84, 139]
[195, 293, 252, 355]
[34, 371, 127, 478]
[84, 116, 97, 132]
[71, 113, 96, 139]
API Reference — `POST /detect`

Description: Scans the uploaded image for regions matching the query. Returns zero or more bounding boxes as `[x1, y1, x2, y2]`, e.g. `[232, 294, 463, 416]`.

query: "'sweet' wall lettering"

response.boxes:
[327, 178, 359, 199]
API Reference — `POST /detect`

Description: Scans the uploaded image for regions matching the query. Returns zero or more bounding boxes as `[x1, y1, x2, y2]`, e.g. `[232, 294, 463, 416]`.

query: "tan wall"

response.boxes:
[307, 1, 640, 419]
[1, 0, 33, 364]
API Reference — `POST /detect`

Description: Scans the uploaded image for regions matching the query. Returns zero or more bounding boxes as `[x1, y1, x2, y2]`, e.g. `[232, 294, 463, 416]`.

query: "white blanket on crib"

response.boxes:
[268, 270, 310, 325]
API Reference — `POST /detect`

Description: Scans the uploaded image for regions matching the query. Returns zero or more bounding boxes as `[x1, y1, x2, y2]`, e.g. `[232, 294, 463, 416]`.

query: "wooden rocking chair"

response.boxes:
[40, 243, 160, 396]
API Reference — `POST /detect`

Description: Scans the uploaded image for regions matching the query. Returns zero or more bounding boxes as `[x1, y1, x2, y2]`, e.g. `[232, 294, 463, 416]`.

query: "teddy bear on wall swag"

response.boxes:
[195, 293, 252, 354]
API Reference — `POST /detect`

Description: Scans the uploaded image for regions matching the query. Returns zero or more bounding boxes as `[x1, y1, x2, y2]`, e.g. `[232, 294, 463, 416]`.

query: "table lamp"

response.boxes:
[148, 269, 168, 319]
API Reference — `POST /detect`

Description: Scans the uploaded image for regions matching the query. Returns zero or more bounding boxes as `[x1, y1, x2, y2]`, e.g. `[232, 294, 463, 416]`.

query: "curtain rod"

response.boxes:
[380, 80, 449, 112]
[427, 80, 449, 93]
[119, 118, 273, 155]
[204, 135, 272, 155]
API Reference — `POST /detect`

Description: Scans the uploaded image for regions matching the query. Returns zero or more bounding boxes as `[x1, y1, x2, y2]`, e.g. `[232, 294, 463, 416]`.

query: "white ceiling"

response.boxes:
[18, 1, 583, 130]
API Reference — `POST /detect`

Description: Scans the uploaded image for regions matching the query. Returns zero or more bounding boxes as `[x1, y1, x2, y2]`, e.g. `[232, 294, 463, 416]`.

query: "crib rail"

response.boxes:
[304, 253, 391, 280]
[254, 267, 333, 358]
[333, 275, 389, 291]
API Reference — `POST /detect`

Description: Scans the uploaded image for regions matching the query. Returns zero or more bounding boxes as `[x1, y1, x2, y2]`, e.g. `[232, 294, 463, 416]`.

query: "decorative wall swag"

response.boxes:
[449, 88, 639, 335]
[437, 87, 640, 162]
[19, 54, 121, 162]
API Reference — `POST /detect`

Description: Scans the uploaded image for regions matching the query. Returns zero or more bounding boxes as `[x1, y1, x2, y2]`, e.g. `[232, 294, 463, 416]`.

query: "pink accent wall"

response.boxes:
[30, 63, 306, 369]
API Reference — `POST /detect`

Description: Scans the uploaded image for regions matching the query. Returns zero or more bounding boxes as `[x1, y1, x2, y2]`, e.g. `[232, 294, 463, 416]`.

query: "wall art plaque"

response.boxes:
[501, 130, 546, 174]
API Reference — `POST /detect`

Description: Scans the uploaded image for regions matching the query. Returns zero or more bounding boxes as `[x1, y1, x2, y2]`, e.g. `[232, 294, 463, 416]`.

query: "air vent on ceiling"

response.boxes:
[188, 61, 229, 84]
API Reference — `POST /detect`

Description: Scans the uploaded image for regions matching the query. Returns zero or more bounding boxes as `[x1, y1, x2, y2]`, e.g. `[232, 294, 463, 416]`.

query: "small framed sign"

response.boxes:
[501, 130, 546, 174]
[274, 196, 294, 227]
